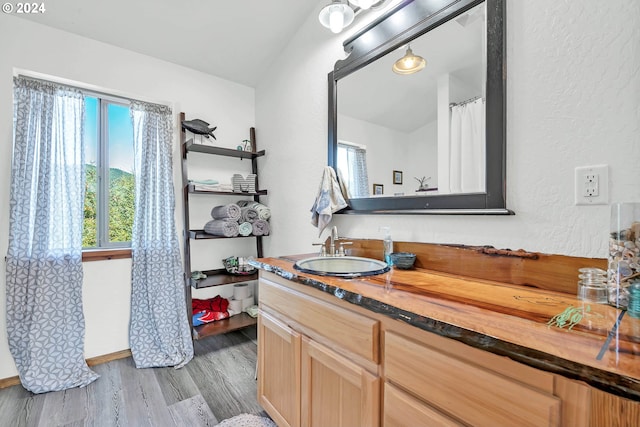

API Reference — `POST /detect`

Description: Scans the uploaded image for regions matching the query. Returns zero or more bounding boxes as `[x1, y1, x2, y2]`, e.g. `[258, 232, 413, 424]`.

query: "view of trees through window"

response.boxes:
[83, 96, 135, 248]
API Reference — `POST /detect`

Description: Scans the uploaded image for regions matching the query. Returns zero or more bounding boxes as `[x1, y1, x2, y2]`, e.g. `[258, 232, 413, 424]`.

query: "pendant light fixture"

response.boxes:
[392, 45, 426, 75]
[318, 0, 355, 34]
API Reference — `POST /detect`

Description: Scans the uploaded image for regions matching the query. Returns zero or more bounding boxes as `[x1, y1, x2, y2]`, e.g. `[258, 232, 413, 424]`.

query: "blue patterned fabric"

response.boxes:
[129, 101, 193, 368]
[6, 77, 99, 393]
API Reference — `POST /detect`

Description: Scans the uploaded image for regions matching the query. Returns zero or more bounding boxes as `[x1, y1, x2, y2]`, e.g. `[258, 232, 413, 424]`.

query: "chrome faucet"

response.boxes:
[330, 226, 339, 256]
[313, 226, 352, 257]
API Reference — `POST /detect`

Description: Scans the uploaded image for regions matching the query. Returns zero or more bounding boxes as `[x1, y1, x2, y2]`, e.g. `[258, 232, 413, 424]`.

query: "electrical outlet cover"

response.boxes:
[575, 165, 608, 205]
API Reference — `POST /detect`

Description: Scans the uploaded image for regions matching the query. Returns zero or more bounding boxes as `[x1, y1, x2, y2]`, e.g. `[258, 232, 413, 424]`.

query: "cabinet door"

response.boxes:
[258, 311, 301, 427]
[301, 337, 380, 427]
[383, 383, 464, 427]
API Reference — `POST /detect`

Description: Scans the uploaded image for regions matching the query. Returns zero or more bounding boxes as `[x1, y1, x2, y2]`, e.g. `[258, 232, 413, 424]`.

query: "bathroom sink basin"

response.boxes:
[293, 256, 390, 278]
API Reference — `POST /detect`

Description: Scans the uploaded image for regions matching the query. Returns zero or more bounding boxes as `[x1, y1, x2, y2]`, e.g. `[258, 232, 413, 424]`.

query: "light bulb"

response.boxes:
[329, 6, 345, 33]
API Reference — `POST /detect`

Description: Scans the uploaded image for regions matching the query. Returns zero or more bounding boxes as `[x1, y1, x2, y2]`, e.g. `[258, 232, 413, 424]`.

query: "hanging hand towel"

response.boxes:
[310, 166, 347, 236]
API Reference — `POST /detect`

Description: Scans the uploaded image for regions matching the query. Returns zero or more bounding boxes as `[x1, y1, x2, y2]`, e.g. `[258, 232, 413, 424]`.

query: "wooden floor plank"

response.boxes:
[0, 384, 43, 427]
[37, 385, 88, 427]
[0, 327, 262, 427]
[168, 394, 218, 427]
[83, 359, 128, 427]
[188, 331, 263, 421]
[119, 358, 177, 427]
[154, 360, 202, 407]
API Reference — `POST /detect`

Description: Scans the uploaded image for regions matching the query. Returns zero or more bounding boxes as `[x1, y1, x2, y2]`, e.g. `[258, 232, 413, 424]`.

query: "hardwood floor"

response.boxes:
[0, 327, 266, 427]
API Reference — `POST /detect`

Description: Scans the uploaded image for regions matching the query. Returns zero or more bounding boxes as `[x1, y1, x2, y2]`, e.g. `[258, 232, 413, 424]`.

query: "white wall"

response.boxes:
[338, 114, 438, 196]
[0, 14, 256, 380]
[256, 0, 640, 258]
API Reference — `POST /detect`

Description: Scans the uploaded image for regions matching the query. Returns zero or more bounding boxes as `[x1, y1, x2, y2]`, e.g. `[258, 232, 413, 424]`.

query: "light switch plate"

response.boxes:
[575, 165, 608, 205]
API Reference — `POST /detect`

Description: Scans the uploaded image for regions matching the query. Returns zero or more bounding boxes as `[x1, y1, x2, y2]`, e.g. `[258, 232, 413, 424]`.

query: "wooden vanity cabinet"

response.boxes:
[258, 272, 381, 427]
[257, 271, 640, 427]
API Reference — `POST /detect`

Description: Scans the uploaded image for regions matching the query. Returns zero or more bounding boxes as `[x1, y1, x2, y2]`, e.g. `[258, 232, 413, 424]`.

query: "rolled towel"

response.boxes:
[240, 206, 259, 223]
[210, 204, 241, 221]
[252, 219, 270, 236]
[237, 200, 271, 221]
[203, 220, 239, 237]
[238, 221, 253, 236]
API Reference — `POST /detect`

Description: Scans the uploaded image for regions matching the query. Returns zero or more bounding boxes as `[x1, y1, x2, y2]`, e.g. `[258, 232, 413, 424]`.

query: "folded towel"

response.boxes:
[189, 179, 219, 185]
[210, 204, 241, 221]
[252, 219, 270, 236]
[191, 183, 234, 192]
[203, 220, 239, 237]
[240, 206, 259, 223]
[311, 166, 347, 236]
[237, 200, 271, 220]
[238, 221, 253, 236]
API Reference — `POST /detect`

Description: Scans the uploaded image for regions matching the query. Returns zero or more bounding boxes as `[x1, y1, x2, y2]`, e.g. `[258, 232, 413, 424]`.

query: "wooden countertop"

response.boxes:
[251, 255, 640, 401]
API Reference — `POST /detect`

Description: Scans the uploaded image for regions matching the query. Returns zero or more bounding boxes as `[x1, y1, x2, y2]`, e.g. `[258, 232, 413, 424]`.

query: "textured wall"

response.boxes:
[256, 0, 640, 259]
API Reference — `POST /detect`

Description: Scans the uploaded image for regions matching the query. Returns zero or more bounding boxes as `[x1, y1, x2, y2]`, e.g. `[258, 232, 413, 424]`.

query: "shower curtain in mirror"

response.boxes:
[6, 77, 99, 393]
[129, 101, 193, 368]
[449, 98, 485, 193]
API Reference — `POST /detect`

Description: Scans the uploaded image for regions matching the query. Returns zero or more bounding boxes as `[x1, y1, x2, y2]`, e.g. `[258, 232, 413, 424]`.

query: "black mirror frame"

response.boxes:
[328, 0, 512, 215]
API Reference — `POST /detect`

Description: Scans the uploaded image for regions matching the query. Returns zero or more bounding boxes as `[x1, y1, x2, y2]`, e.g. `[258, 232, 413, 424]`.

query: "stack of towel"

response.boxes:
[203, 201, 271, 237]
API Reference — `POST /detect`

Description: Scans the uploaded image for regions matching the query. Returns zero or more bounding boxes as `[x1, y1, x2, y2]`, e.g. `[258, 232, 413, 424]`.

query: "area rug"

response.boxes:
[216, 413, 276, 427]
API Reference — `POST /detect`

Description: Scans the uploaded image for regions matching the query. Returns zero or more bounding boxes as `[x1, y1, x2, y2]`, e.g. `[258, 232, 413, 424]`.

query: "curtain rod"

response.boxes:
[15, 71, 171, 108]
[449, 95, 483, 108]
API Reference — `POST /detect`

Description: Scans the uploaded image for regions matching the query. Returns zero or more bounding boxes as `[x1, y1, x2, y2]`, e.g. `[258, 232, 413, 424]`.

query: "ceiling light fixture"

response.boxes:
[348, 0, 374, 10]
[319, 0, 390, 34]
[392, 45, 426, 75]
[318, 0, 355, 34]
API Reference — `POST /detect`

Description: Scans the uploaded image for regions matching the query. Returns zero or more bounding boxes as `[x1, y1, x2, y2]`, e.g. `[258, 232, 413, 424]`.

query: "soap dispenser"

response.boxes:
[380, 226, 393, 265]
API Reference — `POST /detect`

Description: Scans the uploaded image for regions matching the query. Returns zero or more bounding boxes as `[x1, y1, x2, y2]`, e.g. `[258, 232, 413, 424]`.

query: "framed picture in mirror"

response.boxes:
[393, 170, 403, 185]
[373, 184, 384, 195]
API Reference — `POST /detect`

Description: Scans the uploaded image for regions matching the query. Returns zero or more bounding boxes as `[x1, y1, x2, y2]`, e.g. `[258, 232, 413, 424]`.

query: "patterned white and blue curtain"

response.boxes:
[6, 77, 99, 393]
[129, 101, 193, 368]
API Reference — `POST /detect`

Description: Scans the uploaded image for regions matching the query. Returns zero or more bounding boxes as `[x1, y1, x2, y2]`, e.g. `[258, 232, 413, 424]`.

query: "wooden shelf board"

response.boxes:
[187, 184, 267, 196]
[191, 268, 258, 289]
[189, 230, 266, 240]
[185, 139, 265, 159]
[193, 312, 257, 340]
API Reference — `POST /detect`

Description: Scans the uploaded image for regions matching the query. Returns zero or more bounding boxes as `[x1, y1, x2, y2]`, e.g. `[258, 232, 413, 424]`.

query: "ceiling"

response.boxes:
[339, 3, 485, 133]
[14, 0, 320, 88]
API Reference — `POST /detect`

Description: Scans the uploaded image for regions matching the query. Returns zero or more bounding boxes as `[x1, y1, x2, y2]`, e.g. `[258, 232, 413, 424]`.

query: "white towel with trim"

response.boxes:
[310, 166, 347, 236]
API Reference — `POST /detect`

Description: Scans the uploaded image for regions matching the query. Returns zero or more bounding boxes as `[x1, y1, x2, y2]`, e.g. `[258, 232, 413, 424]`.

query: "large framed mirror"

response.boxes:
[328, 0, 511, 214]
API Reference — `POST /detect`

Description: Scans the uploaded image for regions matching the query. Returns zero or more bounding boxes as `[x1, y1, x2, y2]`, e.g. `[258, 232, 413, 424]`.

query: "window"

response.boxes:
[83, 95, 135, 249]
[337, 142, 370, 198]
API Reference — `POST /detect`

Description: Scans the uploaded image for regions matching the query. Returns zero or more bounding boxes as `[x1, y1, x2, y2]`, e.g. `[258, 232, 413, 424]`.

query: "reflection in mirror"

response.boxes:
[338, 2, 486, 199]
[329, 0, 510, 214]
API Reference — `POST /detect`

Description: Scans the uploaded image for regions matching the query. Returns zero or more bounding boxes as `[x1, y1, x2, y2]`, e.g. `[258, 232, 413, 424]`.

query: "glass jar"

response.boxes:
[577, 267, 608, 304]
[608, 203, 640, 308]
